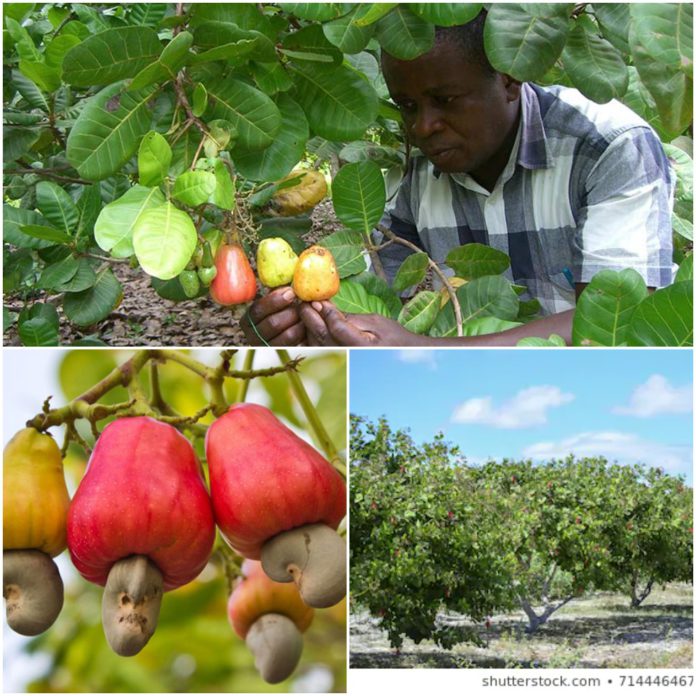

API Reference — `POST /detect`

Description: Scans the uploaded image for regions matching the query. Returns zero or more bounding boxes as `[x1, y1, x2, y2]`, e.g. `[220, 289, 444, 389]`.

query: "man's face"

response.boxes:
[382, 41, 520, 180]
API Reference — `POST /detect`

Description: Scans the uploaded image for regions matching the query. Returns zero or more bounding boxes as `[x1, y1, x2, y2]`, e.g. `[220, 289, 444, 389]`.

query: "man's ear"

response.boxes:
[501, 74, 522, 102]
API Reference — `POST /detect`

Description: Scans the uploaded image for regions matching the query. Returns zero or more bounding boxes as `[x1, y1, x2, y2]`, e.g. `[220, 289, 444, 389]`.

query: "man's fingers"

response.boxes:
[298, 303, 334, 345]
[319, 303, 372, 346]
[247, 287, 296, 323]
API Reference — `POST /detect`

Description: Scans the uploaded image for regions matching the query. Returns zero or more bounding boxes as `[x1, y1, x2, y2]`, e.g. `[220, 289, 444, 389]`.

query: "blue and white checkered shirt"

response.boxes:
[377, 83, 675, 315]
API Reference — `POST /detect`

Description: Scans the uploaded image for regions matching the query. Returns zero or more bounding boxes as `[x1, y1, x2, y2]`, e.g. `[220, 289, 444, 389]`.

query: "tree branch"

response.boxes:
[377, 224, 463, 336]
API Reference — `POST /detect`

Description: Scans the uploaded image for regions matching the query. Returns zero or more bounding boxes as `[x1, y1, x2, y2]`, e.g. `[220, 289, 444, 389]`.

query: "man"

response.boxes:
[243, 15, 674, 347]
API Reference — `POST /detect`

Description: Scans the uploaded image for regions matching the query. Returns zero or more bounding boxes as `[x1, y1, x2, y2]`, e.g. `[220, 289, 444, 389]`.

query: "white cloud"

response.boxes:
[612, 374, 693, 418]
[451, 385, 575, 429]
[523, 431, 692, 474]
[396, 350, 438, 369]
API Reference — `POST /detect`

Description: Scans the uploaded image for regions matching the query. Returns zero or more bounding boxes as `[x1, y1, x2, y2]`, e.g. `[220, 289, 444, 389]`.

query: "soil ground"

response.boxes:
[4, 202, 342, 347]
[350, 584, 693, 669]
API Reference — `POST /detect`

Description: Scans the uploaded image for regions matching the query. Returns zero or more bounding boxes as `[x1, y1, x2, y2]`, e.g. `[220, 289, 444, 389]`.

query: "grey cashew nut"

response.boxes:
[246, 613, 303, 684]
[261, 523, 346, 608]
[102, 555, 163, 657]
[3, 549, 64, 635]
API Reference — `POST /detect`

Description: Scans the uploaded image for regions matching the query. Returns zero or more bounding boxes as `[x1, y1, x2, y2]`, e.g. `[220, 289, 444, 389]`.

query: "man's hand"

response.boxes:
[299, 301, 424, 346]
[241, 287, 306, 346]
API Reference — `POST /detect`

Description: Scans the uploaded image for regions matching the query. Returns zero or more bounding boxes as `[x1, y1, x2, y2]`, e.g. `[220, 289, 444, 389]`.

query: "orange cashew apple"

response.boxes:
[228, 559, 314, 683]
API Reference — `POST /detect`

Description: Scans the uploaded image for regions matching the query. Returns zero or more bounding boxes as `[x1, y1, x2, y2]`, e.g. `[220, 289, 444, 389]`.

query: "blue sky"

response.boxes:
[350, 349, 694, 483]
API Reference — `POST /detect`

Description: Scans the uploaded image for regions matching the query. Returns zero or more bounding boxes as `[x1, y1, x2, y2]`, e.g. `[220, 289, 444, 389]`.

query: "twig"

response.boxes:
[277, 350, 346, 477]
[377, 224, 463, 337]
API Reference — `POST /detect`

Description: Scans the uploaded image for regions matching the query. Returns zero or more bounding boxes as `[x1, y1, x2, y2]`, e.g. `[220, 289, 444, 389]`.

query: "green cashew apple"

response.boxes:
[256, 238, 298, 288]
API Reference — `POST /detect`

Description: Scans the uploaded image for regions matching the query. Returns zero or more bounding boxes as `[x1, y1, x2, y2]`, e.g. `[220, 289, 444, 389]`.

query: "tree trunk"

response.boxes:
[631, 577, 654, 607]
[518, 594, 575, 633]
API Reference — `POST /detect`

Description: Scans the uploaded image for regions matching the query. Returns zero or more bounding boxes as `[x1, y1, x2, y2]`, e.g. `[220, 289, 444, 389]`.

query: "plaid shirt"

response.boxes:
[376, 83, 675, 315]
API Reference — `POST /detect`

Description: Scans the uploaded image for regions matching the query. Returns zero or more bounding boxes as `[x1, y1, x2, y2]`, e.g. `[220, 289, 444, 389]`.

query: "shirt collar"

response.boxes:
[517, 82, 554, 170]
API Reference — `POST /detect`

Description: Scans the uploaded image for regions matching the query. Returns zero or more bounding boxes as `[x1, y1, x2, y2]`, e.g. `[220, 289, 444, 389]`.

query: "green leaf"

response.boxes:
[18, 60, 61, 93]
[3, 126, 40, 163]
[210, 160, 235, 211]
[398, 291, 440, 334]
[191, 21, 276, 62]
[19, 225, 72, 243]
[517, 333, 567, 346]
[339, 141, 405, 168]
[45, 34, 82, 70]
[332, 161, 386, 233]
[55, 258, 97, 293]
[319, 230, 367, 278]
[392, 253, 429, 292]
[192, 84, 207, 117]
[323, 6, 376, 54]
[630, 4, 692, 76]
[562, 15, 628, 103]
[346, 271, 402, 318]
[251, 60, 293, 95]
[630, 25, 692, 137]
[572, 269, 648, 346]
[627, 281, 693, 347]
[444, 243, 510, 279]
[132, 202, 197, 279]
[66, 83, 158, 181]
[94, 185, 166, 258]
[410, 4, 484, 27]
[206, 79, 281, 150]
[11, 69, 49, 111]
[375, 6, 435, 60]
[332, 280, 393, 317]
[18, 304, 60, 346]
[63, 267, 123, 327]
[353, 3, 399, 27]
[62, 26, 162, 86]
[233, 94, 309, 182]
[128, 30, 193, 90]
[289, 62, 379, 141]
[673, 213, 693, 241]
[282, 24, 344, 67]
[620, 67, 672, 141]
[484, 4, 572, 81]
[128, 3, 168, 28]
[593, 3, 630, 55]
[459, 275, 520, 323]
[282, 4, 347, 21]
[190, 38, 259, 65]
[38, 255, 79, 290]
[675, 255, 693, 284]
[36, 181, 79, 233]
[172, 170, 217, 207]
[461, 316, 523, 337]
[4, 205, 52, 249]
[4, 307, 18, 333]
[138, 131, 172, 186]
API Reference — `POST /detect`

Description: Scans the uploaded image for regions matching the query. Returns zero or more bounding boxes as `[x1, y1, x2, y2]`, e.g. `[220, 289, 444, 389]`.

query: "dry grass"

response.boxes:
[350, 584, 693, 669]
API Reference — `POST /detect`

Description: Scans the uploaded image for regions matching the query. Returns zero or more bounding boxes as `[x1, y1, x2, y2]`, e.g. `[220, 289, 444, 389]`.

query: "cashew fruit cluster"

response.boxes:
[3, 428, 70, 636]
[3, 403, 346, 683]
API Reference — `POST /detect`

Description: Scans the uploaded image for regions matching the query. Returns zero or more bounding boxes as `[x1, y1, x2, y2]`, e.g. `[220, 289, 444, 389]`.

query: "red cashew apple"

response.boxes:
[206, 403, 346, 608]
[210, 244, 257, 305]
[228, 560, 313, 683]
[3, 428, 70, 635]
[67, 417, 215, 656]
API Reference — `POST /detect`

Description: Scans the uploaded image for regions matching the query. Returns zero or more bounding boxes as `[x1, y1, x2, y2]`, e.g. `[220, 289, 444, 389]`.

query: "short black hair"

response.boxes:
[433, 12, 496, 76]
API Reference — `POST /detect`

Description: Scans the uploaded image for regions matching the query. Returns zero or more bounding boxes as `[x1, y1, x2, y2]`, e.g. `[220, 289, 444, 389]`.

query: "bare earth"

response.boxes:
[350, 584, 693, 669]
[4, 202, 342, 347]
